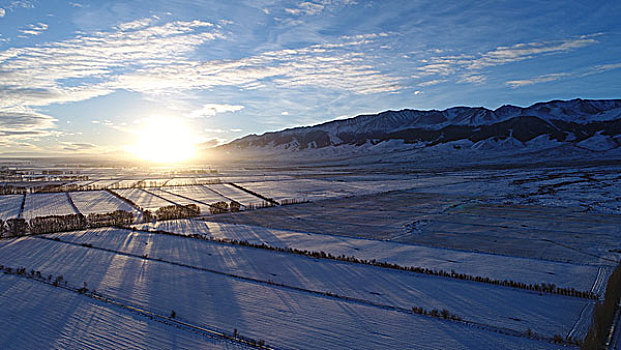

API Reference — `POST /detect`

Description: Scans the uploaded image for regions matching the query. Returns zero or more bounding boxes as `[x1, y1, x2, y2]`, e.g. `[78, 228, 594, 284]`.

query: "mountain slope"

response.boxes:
[214, 98, 621, 166]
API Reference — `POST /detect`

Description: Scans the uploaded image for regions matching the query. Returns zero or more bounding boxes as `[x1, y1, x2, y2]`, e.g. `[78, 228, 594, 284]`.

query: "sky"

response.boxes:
[0, 0, 620, 157]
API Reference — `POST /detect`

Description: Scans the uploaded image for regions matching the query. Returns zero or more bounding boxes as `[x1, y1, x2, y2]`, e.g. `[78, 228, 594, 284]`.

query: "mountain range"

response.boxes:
[213, 99, 621, 166]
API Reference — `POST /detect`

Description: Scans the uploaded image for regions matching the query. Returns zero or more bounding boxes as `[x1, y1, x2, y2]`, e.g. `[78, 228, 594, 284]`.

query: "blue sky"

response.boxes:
[0, 0, 620, 156]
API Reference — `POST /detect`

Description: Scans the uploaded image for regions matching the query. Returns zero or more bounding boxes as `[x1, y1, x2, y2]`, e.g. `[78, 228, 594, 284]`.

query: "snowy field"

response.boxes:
[1, 164, 620, 349]
[112, 188, 174, 211]
[0, 274, 247, 350]
[45, 227, 596, 339]
[0, 236, 573, 349]
[205, 184, 265, 207]
[0, 195, 22, 221]
[163, 185, 229, 204]
[22, 193, 77, 220]
[138, 219, 609, 295]
[69, 191, 139, 215]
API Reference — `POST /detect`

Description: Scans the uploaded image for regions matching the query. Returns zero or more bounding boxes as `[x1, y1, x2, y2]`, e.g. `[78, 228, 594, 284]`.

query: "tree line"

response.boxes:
[581, 260, 621, 349]
[0, 210, 134, 237]
[139, 227, 598, 300]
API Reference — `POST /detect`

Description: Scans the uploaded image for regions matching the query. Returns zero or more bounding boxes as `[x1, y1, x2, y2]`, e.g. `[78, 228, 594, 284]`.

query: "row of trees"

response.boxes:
[155, 204, 200, 220]
[0, 210, 134, 237]
[582, 260, 621, 349]
[208, 201, 241, 214]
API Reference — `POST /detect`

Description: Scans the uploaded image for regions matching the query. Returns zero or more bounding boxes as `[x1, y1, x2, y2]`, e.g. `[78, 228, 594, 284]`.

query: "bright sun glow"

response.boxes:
[128, 116, 197, 164]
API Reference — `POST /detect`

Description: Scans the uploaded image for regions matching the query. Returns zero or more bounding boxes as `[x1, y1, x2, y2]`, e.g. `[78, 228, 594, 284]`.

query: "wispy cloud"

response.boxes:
[469, 35, 599, 70]
[19, 23, 48, 36]
[186, 104, 245, 118]
[284, 0, 356, 16]
[0, 108, 56, 138]
[506, 61, 621, 88]
[413, 35, 600, 85]
[114, 35, 404, 95]
[60, 141, 98, 151]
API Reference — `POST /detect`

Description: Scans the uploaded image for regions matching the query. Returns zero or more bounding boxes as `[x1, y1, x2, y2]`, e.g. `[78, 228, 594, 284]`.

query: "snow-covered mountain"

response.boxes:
[214, 98, 621, 166]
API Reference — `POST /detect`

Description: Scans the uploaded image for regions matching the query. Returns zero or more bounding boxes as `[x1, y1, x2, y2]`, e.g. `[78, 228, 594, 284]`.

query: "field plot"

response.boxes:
[166, 177, 205, 186]
[112, 188, 174, 211]
[164, 185, 229, 204]
[46, 227, 595, 339]
[0, 274, 247, 350]
[147, 188, 214, 214]
[68, 191, 139, 215]
[199, 191, 471, 240]
[87, 179, 123, 190]
[198, 188, 621, 265]
[0, 236, 567, 350]
[138, 219, 608, 295]
[206, 184, 265, 207]
[237, 175, 471, 203]
[405, 203, 621, 264]
[0, 195, 22, 221]
[22, 193, 77, 220]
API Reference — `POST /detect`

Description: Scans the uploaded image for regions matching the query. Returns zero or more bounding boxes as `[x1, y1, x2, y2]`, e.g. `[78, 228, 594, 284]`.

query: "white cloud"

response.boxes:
[469, 36, 599, 70]
[413, 35, 599, 85]
[281, 111, 289, 115]
[19, 23, 48, 36]
[0, 108, 56, 138]
[505, 61, 621, 88]
[186, 104, 245, 118]
[417, 79, 447, 87]
[0, 19, 222, 133]
[114, 37, 404, 95]
[458, 74, 486, 85]
[60, 141, 97, 151]
[506, 73, 569, 88]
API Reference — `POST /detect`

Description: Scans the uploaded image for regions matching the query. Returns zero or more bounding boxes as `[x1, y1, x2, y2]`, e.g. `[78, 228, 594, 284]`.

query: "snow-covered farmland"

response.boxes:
[47, 227, 595, 339]
[236, 176, 470, 203]
[138, 219, 609, 295]
[163, 185, 229, 204]
[112, 188, 174, 211]
[0, 236, 568, 349]
[206, 184, 265, 207]
[22, 193, 77, 220]
[0, 274, 248, 350]
[69, 191, 139, 215]
[0, 195, 22, 221]
[145, 188, 215, 214]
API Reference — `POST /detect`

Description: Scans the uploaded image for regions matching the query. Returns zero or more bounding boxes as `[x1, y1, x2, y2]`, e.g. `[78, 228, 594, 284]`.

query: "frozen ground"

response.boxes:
[0, 194, 22, 221]
[138, 219, 609, 295]
[22, 193, 78, 220]
[112, 188, 174, 211]
[45, 227, 596, 338]
[0, 236, 574, 349]
[69, 191, 139, 216]
[1, 163, 619, 349]
[0, 274, 247, 350]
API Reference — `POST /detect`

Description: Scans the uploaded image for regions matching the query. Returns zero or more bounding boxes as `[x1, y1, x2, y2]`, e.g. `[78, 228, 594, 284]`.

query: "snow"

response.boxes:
[136, 219, 607, 296]
[69, 191, 139, 215]
[45, 227, 595, 338]
[577, 132, 618, 151]
[0, 195, 22, 221]
[22, 193, 77, 220]
[112, 188, 173, 211]
[205, 184, 265, 207]
[0, 235, 573, 349]
[0, 274, 246, 350]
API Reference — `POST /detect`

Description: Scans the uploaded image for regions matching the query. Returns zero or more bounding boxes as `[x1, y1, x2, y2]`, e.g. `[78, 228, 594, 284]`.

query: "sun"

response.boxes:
[128, 116, 197, 164]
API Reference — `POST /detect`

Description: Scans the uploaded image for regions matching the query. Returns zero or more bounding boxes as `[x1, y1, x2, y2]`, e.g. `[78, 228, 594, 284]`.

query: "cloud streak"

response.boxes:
[506, 61, 621, 88]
